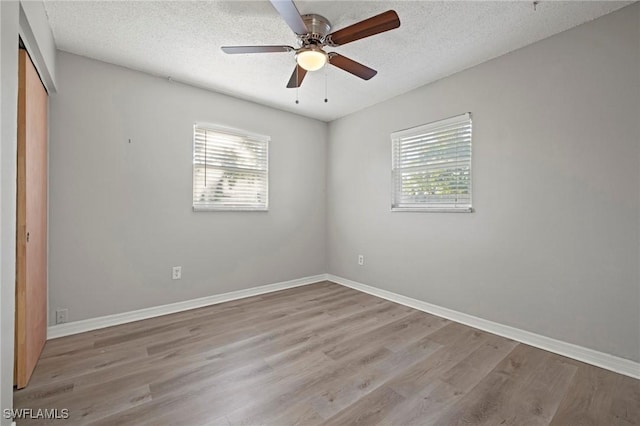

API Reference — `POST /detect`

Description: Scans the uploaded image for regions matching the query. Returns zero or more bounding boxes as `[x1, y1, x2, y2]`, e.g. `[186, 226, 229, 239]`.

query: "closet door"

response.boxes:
[15, 48, 48, 389]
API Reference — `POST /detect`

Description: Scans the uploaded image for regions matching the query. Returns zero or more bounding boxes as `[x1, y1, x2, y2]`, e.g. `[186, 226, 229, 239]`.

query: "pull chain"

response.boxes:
[295, 66, 300, 104]
[324, 66, 328, 103]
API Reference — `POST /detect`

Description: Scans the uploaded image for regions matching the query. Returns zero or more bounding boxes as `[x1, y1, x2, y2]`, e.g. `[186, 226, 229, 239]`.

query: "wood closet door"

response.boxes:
[15, 48, 48, 389]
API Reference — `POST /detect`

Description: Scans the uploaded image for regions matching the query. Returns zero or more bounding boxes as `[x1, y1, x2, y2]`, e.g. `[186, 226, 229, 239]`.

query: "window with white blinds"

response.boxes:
[193, 124, 269, 211]
[391, 113, 472, 212]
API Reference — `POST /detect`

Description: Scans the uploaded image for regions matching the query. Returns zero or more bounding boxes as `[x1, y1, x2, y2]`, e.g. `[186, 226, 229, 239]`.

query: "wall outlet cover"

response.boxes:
[172, 266, 182, 280]
[55, 308, 69, 324]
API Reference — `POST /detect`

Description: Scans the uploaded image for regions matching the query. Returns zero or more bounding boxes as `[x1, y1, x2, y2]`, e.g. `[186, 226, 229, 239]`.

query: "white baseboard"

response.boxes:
[47, 274, 328, 339]
[328, 274, 640, 379]
[46, 272, 639, 379]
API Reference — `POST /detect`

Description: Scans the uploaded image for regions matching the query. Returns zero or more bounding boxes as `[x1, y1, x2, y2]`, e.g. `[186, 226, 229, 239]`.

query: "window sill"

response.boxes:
[391, 207, 473, 213]
[193, 206, 269, 212]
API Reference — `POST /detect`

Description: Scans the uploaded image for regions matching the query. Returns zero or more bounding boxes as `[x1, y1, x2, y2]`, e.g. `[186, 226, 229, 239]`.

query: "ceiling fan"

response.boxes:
[221, 0, 401, 88]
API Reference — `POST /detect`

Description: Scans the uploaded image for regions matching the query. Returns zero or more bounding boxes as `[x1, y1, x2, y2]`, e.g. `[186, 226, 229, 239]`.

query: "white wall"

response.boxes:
[1, 1, 55, 422]
[0, 3, 19, 422]
[19, 0, 57, 91]
[48, 52, 327, 323]
[327, 4, 640, 362]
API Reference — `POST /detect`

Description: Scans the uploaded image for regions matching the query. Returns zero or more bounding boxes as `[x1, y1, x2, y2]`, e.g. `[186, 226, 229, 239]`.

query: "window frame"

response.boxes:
[192, 123, 269, 212]
[391, 112, 473, 213]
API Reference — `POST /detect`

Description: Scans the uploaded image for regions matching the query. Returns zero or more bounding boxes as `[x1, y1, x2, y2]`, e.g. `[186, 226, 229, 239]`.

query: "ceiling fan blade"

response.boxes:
[327, 10, 400, 46]
[329, 53, 377, 80]
[269, 0, 308, 35]
[221, 45, 294, 54]
[286, 65, 307, 88]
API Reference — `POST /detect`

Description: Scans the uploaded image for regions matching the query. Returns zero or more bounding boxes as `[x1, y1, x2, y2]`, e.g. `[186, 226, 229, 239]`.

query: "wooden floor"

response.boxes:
[14, 282, 639, 425]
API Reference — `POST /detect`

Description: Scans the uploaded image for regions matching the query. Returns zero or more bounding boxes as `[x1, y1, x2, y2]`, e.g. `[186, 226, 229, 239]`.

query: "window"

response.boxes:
[391, 113, 472, 212]
[193, 124, 269, 211]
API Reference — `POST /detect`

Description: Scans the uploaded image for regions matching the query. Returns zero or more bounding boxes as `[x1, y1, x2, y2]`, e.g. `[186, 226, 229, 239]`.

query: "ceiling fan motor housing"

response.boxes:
[300, 14, 331, 45]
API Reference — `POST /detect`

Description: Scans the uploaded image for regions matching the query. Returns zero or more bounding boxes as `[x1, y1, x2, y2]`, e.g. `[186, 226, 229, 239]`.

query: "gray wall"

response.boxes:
[327, 4, 639, 362]
[49, 52, 327, 323]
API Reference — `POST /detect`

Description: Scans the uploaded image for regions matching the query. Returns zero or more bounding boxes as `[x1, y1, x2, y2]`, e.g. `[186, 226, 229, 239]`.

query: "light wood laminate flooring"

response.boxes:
[13, 282, 640, 425]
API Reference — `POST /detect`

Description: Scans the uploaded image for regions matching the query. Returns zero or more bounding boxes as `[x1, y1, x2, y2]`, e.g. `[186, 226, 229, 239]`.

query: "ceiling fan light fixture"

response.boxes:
[296, 47, 328, 71]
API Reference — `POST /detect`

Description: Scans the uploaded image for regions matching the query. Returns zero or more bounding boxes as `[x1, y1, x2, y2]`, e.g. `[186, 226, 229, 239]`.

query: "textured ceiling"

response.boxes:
[44, 1, 632, 122]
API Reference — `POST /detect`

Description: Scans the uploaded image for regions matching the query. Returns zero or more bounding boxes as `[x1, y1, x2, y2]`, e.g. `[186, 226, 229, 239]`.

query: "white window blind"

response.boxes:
[391, 113, 472, 212]
[193, 124, 269, 211]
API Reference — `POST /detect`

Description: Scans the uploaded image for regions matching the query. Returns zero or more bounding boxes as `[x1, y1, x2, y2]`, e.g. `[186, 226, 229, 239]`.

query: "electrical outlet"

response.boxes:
[55, 308, 68, 324]
[172, 266, 182, 280]
[358, 255, 364, 266]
